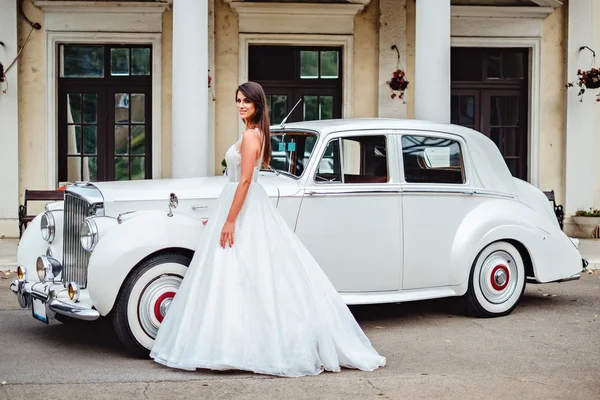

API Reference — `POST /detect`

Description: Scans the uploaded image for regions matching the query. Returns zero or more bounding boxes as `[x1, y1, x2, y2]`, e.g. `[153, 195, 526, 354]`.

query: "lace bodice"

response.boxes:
[224, 128, 264, 183]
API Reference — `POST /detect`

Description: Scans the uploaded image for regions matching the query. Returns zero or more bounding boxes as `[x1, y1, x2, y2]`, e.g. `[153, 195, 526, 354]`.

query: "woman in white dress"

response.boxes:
[150, 81, 386, 377]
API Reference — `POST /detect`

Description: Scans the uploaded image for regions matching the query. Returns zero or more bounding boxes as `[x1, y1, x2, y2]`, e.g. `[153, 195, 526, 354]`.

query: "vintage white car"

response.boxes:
[10, 118, 585, 357]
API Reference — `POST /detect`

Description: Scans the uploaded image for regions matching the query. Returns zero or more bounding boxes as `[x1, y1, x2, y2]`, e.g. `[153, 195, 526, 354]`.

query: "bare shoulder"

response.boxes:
[241, 129, 261, 148]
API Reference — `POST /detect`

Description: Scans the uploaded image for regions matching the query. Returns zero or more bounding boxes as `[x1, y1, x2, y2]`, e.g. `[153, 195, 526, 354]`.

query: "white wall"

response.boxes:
[565, 0, 596, 217]
[0, 0, 19, 238]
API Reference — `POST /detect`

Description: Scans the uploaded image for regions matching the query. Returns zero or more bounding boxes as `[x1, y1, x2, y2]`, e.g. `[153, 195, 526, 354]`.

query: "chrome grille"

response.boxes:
[62, 193, 91, 288]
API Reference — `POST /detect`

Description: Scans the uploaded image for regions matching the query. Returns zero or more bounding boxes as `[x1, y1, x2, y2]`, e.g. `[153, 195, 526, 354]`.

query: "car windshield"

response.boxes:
[268, 131, 318, 178]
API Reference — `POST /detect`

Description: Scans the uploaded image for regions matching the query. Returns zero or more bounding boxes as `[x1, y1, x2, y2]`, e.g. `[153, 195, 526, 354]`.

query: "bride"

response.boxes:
[150, 81, 386, 377]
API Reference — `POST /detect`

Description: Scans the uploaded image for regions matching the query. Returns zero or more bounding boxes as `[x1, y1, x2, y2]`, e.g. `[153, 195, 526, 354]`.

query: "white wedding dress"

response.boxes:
[150, 129, 386, 377]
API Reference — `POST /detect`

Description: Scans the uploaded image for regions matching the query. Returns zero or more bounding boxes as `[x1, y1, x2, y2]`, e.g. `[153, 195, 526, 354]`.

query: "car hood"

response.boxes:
[91, 171, 302, 205]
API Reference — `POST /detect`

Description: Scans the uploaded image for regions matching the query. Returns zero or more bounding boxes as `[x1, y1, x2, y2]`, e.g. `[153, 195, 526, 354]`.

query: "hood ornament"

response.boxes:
[167, 193, 179, 217]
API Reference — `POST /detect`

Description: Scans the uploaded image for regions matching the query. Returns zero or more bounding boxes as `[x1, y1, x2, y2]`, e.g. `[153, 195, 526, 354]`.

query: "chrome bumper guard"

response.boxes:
[10, 278, 100, 322]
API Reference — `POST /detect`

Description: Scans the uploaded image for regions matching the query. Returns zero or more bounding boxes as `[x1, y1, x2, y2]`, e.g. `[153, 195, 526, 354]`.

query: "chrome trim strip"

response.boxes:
[307, 189, 401, 196]
[48, 298, 100, 321]
[339, 137, 345, 184]
[402, 187, 515, 198]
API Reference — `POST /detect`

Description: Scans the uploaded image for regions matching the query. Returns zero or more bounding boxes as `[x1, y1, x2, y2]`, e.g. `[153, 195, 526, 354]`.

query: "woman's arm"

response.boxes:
[220, 129, 261, 248]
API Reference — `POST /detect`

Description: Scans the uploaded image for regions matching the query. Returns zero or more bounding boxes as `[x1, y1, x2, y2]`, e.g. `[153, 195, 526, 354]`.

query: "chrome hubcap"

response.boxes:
[159, 297, 173, 317]
[494, 269, 507, 288]
[138, 274, 182, 338]
[479, 250, 518, 304]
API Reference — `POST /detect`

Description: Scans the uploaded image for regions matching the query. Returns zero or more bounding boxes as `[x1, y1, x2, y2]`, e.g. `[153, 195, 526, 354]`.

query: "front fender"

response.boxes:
[449, 198, 581, 292]
[17, 213, 47, 282]
[87, 211, 202, 316]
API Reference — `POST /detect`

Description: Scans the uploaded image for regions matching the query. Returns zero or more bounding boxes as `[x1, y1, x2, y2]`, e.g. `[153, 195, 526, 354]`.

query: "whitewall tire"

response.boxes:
[465, 241, 526, 318]
[112, 253, 190, 357]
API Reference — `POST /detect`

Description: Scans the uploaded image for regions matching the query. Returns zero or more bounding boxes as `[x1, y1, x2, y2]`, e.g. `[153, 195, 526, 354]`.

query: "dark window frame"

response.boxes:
[451, 47, 529, 181]
[57, 43, 153, 183]
[249, 45, 343, 124]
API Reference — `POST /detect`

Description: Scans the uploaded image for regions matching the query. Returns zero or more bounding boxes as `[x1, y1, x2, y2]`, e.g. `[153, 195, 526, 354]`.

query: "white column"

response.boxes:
[208, 0, 215, 175]
[565, 0, 596, 216]
[378, 0, 407, 118]
[414, 0, 451, 123]
[172, 0, 210, 178]
[0, 0, 19, 238]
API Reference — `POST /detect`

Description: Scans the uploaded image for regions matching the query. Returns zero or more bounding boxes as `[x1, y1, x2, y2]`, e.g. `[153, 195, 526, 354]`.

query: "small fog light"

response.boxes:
[17, 266, 26, 280]
[36, 257, 47, 281]
[68, 282, 80, 302]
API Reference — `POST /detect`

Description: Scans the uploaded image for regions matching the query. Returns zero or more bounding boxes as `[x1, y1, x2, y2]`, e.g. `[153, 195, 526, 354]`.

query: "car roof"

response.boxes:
[272, 118, 521, 196]
[274, 118, 476, 140]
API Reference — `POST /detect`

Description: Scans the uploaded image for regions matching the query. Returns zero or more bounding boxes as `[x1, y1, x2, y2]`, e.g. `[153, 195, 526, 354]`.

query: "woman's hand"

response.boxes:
[220, 220, 235, 248]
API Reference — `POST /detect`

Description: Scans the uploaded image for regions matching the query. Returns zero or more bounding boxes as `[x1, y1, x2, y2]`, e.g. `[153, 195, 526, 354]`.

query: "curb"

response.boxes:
[585, 261, 600, 270]
[0, 265, 16, 273]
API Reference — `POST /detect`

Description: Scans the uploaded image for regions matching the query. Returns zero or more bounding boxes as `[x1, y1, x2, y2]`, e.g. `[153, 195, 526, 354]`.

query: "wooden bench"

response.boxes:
[18, 189, 65, 238]
[543, 190, 564, 230]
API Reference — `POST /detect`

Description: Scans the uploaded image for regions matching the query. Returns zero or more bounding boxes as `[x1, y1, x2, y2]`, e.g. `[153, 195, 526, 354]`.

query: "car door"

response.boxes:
[398, 131, 483, 290]
[294, 131, 403, 292]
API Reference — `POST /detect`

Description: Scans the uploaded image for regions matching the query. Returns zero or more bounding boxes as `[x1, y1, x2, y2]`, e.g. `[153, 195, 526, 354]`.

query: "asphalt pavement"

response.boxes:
[0, 270, 599, 400]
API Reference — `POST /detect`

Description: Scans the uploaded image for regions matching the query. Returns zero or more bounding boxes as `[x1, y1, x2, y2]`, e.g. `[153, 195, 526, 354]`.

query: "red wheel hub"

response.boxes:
[490, 265, 509, 291]
[153, 291, 176, 323]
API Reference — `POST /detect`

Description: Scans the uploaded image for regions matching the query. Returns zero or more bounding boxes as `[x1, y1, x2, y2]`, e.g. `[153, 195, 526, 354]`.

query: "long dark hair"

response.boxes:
[236, 81, 271, 168]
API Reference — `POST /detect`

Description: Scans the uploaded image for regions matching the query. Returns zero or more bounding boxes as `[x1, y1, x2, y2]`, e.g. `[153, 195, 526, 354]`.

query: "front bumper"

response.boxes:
[10, 278, 100, 322]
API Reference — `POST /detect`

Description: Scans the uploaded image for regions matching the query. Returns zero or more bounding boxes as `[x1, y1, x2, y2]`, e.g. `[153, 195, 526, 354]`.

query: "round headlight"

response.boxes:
[80, 218, 98, 252]
[17, 266, 27, 280]
[40, 211, 56, 243]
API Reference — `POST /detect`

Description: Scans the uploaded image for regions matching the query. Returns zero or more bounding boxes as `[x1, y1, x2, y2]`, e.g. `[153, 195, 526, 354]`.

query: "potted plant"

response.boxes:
[572, 208, 600, 238]
[565, 46, 600, 102]
[386, 68, 409, 102]
[385, 44, 409, 103]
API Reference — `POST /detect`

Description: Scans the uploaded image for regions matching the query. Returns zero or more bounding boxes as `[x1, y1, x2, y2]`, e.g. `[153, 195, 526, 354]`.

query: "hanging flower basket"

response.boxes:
[565, 46, 600, 103]
[582, 68, 600, 89]
[386, 68, 409, 101]
[566, 68, 600, 102]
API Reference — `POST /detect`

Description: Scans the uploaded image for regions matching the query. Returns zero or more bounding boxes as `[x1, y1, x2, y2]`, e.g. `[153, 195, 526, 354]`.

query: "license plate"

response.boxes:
[32, 297, 48, 324]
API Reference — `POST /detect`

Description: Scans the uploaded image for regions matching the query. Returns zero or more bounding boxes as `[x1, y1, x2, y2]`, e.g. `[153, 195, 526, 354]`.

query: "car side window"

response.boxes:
[315, 135, 389, 184]
[401, 135, 465, 184]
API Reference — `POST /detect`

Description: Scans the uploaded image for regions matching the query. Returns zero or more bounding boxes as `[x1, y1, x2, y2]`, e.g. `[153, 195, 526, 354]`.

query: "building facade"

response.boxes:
[0, 0, 599, 238]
